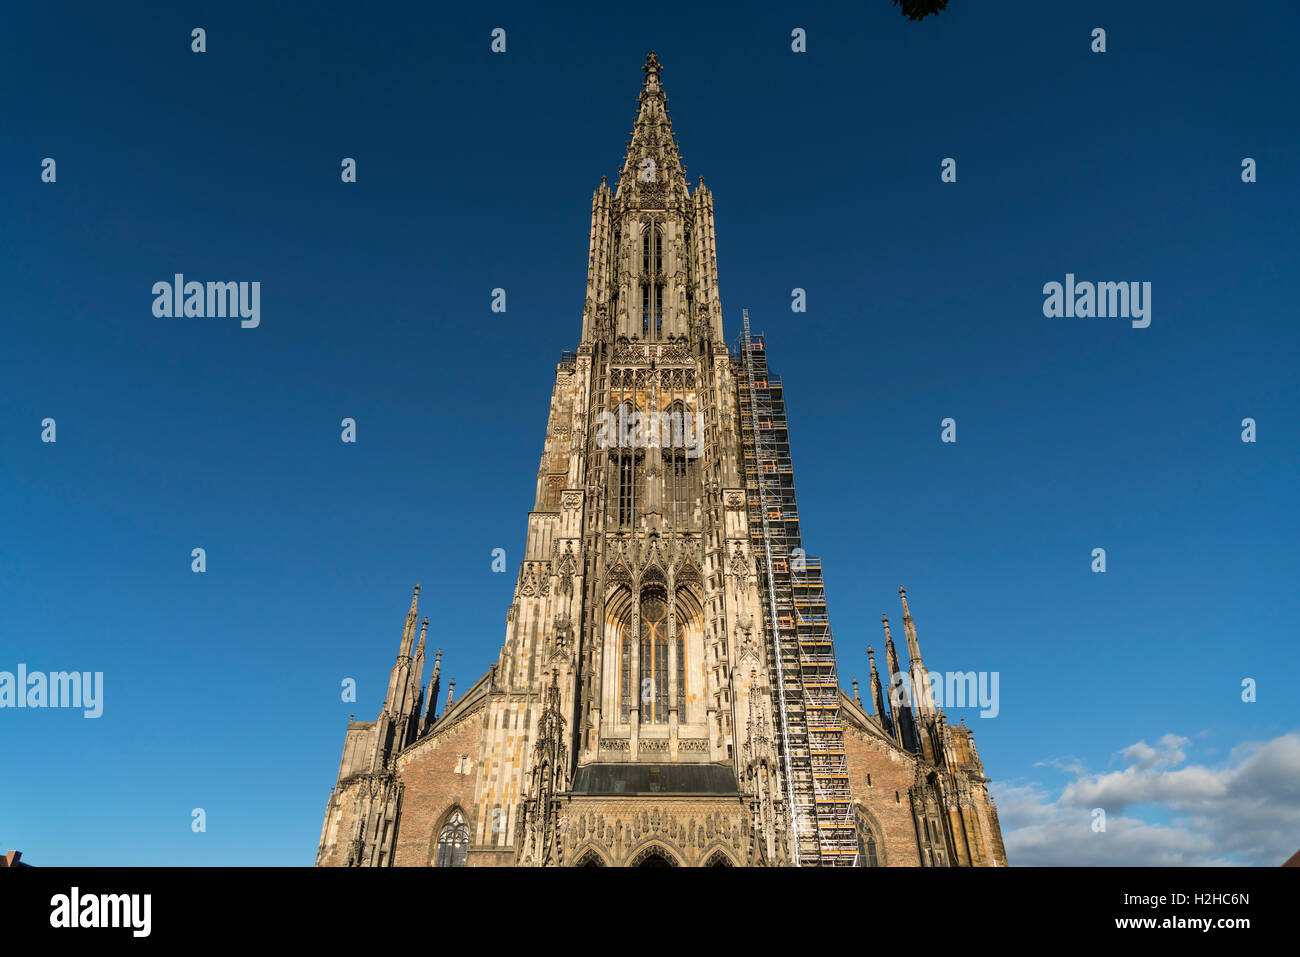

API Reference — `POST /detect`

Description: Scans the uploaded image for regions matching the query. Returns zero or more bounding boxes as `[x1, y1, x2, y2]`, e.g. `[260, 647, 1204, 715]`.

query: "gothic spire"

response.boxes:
[900, 586, 922, 664]
[399, 583, 421, 657]
[617, 51, 687, 200]
[883, 615, 916, 750]
[423, 649, 442, 730]
[377, 585, 426, 763]
[868, 645, 891, 734]
[900, 587, 937, 723]
[883, 616, 902, 695]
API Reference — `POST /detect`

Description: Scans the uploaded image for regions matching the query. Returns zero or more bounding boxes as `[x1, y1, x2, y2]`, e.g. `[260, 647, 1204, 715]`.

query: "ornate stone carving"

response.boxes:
[738, 631, 760, 665]
[553, 542, 578, 597]
[607, 563, 632, 590]
[517, 672, 568, 866]
[660, 343, 690, 364]
[727, 543, 752, 587]
[552, 613, 574, 659]
[675, 561, 701, 587]
[518, 565, 545, 598]
[613, 343, 647, 364]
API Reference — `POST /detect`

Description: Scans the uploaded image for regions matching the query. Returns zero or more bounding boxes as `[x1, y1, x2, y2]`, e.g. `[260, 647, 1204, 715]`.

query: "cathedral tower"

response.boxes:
[316, 53, 1007, 868]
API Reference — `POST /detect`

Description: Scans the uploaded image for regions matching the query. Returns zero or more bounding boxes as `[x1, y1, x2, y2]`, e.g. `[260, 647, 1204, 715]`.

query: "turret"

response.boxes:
[374, 585, 425, 766]
[422, 649, 443, 733]
[883, 615, 917, 752]
[867, 645, 892, 736]
[900, 587, 939, 761]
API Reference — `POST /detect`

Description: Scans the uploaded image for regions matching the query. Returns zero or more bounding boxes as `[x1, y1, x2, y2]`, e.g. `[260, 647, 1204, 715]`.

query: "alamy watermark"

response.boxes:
[888, 669, 999, 718]
[0, 665, 103, 718]
[1043, 273, 1151, 329]
[152, 274, 260, 328]
[594, 405, 703, 458]
[50, 887, 150, 937]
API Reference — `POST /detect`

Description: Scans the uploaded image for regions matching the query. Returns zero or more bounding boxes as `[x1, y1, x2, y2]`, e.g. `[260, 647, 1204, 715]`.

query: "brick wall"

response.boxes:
[391, 709, 485, 867]
[843, 723, 922, 866]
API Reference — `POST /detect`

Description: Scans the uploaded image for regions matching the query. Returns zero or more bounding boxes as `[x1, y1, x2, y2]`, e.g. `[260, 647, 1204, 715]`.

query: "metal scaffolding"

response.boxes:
[735, 311, 857, 866]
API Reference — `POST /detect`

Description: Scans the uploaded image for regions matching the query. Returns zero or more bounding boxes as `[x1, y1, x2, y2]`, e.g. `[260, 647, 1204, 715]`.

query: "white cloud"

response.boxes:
[994, 731, 1300, 866]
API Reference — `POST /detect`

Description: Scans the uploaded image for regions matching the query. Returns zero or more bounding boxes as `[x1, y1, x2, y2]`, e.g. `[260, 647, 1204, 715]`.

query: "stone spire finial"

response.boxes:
[851, 678, 861, 706]
[620, 51, 685, 196]
[867, 644, 889, 729]
[399, 583, 421, 657]
[422, 649, 443, 729]
[445, 679, 456, 712]
[642, 50, 663, 90]
[881, 615, 911, 748]
[900, 586, 923, 665]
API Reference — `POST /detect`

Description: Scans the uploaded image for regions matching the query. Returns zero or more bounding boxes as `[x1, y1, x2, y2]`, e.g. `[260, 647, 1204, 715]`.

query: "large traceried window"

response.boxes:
[676, 630, 685, 717]
[618, 596, 685, 725]
[436, 808, 469, 867]
[639, 596, 669, 723]
[619, 626, 632, 723]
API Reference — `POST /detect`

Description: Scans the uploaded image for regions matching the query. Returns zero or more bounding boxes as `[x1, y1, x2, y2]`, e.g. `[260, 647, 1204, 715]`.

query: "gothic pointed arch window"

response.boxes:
[662, 400, 698, 525]
[676, 629, 685, 717]
[639, 591, 669, 723]
[435, 808, 469, 867]
[619, 622, 633, 723]
[606, 401, 641, 529]
[640, 224, 664, 339]
[854, 807, 882, 867]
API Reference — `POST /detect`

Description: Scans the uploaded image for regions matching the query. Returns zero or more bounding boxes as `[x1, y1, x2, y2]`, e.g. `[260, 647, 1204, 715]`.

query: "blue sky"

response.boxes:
[1, 1, 1296, 865]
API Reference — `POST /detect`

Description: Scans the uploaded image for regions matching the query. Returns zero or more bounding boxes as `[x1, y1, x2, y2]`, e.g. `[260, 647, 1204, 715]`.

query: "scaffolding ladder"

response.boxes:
[735, 310, 857, 866]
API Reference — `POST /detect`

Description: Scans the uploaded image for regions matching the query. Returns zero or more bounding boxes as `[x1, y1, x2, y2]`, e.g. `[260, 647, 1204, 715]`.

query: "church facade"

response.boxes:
[315, 53, 1007, 868]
